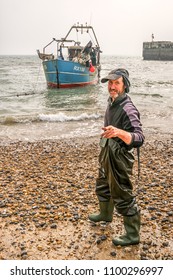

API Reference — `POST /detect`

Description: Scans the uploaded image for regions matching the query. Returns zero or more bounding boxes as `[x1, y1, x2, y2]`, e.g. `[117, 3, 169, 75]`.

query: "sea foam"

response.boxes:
[39, 112, 102, 122]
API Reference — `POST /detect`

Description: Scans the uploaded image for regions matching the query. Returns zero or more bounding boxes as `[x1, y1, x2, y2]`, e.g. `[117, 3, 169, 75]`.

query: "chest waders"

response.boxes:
[89, 138, 140, 246]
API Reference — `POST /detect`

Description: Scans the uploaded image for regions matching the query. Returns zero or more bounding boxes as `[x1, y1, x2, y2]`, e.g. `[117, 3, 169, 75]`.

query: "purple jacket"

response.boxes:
[104, 93, 144, 149]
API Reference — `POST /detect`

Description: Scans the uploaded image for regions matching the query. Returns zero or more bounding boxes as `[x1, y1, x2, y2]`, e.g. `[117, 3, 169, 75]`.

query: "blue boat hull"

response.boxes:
[43, 59, 98, 88]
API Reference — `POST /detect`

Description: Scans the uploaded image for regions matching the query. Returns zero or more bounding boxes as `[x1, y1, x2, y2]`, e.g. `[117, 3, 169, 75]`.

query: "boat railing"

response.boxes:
[37, 50, 54, 60]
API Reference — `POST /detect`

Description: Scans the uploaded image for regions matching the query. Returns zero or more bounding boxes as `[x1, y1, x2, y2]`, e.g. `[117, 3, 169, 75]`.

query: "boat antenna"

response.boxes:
[89, 12, 92, 26]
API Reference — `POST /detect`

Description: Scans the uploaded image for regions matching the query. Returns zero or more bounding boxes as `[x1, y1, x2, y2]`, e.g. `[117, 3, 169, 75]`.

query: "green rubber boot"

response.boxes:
[88, 200, 114, 222]
[112, 212, 140, 246]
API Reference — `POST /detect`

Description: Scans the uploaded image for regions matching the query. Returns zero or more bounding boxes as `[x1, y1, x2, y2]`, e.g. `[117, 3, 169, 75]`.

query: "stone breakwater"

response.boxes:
[0, 135, 172, 260]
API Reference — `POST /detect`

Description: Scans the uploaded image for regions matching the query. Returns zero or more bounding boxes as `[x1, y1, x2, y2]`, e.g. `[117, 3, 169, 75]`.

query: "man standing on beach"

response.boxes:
[89, 68, 144, 246]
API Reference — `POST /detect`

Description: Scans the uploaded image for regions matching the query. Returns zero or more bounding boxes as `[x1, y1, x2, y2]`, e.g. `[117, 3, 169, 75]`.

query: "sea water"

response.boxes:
[0, 55, 172, 143]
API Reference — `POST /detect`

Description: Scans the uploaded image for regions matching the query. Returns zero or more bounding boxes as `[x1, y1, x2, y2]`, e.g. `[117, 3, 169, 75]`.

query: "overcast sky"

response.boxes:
[1, 0, 173, 56]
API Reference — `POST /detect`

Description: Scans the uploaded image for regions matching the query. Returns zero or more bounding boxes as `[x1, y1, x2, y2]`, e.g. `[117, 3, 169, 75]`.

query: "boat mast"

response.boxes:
[63, 24, 100, 47]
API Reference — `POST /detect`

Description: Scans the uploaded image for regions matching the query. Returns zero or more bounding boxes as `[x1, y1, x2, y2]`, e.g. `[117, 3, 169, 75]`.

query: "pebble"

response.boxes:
[162, 242, 169, 247]
[142, 244, 149, 251]
[0, 137, 172, 260]
[96, 239, 101, 245]
[21, 251, 27, 257]
[100, 235, 107, 241]
[50, 223, 57, 229]
[110, 251, 116, 257]
[37, 246, 43, 251]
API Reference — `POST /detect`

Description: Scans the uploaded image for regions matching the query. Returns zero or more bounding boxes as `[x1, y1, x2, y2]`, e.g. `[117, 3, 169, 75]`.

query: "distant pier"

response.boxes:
[143, 41, 173, 60]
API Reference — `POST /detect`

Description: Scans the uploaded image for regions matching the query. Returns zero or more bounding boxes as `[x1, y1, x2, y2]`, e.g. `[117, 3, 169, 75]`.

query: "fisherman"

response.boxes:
[89, 68, 145, 246]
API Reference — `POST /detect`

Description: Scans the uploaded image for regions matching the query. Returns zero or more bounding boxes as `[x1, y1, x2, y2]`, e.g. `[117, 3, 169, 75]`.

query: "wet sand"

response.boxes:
[0, 132, 172, 260]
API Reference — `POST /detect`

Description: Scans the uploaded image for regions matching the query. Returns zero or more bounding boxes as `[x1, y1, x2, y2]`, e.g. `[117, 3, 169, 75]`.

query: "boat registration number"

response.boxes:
[73, 66, 85, 72]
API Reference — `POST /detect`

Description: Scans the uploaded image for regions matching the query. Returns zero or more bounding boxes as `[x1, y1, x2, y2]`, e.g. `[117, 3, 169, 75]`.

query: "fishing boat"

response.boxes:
[37, 23, 101, 88]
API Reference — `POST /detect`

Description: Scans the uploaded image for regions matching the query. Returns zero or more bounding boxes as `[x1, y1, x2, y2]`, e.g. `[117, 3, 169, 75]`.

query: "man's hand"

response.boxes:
[101, 125, 132, 145]
[101, 126, 120, 138]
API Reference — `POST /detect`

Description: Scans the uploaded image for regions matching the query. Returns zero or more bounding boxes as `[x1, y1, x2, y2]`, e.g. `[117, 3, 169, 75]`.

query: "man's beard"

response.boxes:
[110, 90, 121, 100]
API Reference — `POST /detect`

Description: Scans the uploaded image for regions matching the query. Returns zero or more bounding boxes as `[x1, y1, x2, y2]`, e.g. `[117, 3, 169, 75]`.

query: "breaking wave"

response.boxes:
[0, 112, 103, 125]
[39, 112, 102, 122]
